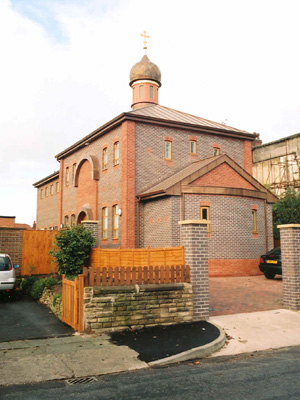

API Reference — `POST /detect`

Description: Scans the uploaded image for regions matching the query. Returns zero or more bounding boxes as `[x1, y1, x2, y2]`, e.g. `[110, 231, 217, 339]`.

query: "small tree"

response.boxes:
[273, 189, 300, 240]
[49, 224, 96, 277]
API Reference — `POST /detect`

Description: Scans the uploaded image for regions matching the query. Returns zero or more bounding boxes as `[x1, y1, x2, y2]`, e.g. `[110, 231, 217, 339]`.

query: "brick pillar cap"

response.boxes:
[278, 224, 300, 229]
[178, 220, 210, 225]
[81, 220, 99, 224]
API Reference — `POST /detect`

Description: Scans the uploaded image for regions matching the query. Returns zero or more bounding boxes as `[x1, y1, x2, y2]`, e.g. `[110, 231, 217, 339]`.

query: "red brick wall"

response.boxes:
[192, 163, 256, 189]
[0, 217, 15, 228]
[36, 178, 60, 229]
[76, 160, 97, 219]
[58, 125, 122, 247]
[244, 140, 253, 175]
[121, 121, 136, 248]
[209, 259, 262, 277]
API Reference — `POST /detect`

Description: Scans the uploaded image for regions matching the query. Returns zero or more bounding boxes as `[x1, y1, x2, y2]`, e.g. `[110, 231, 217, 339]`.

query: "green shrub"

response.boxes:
[29, 277, 58, 300]
[30, 279, 46, 300]
[273, 189, 300, 240]
[21, 276, 39, 294]
[44, 277, 58, 288]
[52, 293, 62, 306]
[49, 224, 95, 276]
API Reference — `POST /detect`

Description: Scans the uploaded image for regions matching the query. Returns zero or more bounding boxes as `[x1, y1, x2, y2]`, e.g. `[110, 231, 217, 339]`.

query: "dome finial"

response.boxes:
[140, 30, 150, 55]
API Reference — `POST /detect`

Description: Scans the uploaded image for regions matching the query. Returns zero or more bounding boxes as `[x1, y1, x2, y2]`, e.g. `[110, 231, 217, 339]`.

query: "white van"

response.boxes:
[0, 254, 19, 291]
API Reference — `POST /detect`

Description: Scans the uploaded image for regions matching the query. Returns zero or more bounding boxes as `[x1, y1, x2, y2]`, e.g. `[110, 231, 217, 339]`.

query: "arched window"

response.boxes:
[65, 167, 70, 186]
[72, 163, 77, 182]
[149, 85, 154, 99]
[102, 147, 108, 170]
[190, 140, 197, 155]
[64, 215, 69, 227]
[139, 85, 144, 98]
[112, 205, 120, 239]
[113, 142, 120, 166]
[102, 208, 108, 239]
[165, 141, 172, 161]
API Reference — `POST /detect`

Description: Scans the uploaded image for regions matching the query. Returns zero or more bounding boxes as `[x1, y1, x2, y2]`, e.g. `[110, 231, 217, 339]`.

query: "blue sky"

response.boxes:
[11, 0, 121, 41]
[1, 0, 300, 225]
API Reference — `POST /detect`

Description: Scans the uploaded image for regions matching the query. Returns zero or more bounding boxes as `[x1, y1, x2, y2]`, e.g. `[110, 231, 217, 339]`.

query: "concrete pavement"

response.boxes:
[2, 308, 300, 387]
[210, 309, 300, 357]
[0, 334, 147, 386]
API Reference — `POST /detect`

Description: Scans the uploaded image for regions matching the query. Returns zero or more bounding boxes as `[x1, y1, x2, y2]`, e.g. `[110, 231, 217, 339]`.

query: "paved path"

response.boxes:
[209, 275, 283, 316]
[0, 294, 73, 342]
[210, 309, 300, 357]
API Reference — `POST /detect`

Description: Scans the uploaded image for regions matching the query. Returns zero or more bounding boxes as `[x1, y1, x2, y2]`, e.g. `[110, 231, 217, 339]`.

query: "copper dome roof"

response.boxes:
[129, 55, 161, 87]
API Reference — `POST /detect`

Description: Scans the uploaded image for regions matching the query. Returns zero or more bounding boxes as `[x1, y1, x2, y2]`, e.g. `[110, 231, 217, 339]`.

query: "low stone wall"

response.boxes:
[39, 288, 62, 320]
[84, 283, 193, 333]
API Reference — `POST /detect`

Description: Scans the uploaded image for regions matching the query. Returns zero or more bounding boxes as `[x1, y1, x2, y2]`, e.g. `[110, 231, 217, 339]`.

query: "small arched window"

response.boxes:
[102, 147, 108, 170]
[149, 86, 154, 99]
[113, 142, 120, 166]
[139, 85, 144, 98]
[112, 205, 120, 239]
[64, 215, 69, 227]
[102, 208, 108, 239]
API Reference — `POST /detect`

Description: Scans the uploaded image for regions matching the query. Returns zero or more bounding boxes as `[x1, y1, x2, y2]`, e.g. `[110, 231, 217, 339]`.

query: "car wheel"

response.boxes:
[264, 271, 275, 279]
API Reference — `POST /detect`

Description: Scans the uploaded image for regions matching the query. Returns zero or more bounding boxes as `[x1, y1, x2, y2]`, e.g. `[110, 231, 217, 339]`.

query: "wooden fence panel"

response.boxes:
[21, 230, 58, 276]
[90, 246, 185, 269]
[83, 265, 190, 287]
[62, 274, 84, 331]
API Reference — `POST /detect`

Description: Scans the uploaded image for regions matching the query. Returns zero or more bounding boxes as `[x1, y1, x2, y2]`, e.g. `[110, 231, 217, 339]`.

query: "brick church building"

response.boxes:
[34, 42, 277, 277]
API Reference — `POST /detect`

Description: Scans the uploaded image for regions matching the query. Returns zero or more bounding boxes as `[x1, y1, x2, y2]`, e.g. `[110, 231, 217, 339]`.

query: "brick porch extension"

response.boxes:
[209, 276, 283, 316]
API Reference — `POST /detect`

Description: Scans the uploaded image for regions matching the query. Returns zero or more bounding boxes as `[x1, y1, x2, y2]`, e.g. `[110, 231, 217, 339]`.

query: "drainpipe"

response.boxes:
[181, 193, 185, 220]
[264, 200, 269, 252]
[136, 197, 140, 248]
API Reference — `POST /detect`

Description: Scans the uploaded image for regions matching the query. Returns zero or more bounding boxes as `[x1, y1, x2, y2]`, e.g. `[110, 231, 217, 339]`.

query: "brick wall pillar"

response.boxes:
[278, 224, 300, 310]
[82, 220, 98, 248]
[179, 220, 209, 321]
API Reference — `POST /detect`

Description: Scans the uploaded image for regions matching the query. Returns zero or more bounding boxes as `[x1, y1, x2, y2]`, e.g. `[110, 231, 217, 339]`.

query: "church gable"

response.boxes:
[189, 162, 257, 190]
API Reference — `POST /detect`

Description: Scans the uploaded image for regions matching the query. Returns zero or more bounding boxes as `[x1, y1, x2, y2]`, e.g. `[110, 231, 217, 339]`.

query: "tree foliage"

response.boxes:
[49, 224, 96, 277]
[273, 189, 300, 240]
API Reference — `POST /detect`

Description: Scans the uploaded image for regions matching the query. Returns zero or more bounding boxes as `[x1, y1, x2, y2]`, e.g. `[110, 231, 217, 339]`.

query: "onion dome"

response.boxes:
[129, 55, 161, 87]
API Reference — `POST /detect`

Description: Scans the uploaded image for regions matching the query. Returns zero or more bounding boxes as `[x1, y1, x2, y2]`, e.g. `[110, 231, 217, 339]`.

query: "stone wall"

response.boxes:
[84, 283, 193, 333]
[39, 287, 62, 320]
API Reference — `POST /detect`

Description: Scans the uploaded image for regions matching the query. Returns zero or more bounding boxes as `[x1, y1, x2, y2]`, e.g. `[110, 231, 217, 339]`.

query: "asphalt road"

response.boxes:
[2, 346, 300, 399]
[0, 293, 73, 342]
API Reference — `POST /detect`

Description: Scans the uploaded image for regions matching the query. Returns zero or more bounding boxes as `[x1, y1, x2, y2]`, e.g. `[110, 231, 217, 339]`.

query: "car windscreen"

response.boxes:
[0, 257, 11, 271]
[266, 248, 281, 256]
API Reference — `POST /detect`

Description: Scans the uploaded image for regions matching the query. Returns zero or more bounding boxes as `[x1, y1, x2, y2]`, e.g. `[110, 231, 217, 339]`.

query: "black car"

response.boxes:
[259, 247, 281, 279]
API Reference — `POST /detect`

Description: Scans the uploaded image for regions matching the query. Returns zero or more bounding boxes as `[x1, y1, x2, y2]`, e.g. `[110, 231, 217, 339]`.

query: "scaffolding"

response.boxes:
[265, 153, 300, 196]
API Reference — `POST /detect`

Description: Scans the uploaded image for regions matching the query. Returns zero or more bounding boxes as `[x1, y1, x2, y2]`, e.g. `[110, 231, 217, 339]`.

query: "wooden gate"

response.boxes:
[62, 274, 84, 331]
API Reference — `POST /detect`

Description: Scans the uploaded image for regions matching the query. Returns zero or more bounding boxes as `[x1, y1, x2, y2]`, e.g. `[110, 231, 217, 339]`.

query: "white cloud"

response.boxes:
[1, 0, 300, 224]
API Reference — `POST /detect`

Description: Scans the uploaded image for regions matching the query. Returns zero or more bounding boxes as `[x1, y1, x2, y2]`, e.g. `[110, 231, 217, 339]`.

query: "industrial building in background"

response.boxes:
[253, 133, 300, 197]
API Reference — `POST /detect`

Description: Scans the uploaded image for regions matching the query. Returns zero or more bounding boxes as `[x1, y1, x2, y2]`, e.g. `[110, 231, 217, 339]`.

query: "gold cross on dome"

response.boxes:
[140, 30, 150, 55]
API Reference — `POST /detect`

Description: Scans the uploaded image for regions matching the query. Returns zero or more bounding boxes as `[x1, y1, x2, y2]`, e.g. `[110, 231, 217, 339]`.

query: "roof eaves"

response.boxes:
[33, 171, 59, 188]
[253, 132, 300, 150]
[55, 112, 128, 160]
